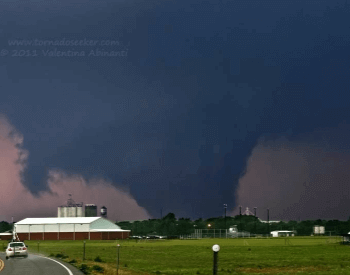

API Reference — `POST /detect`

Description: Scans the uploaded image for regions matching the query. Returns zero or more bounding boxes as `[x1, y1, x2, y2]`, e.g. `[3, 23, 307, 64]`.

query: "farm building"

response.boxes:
[270, 230, 294, 237]
[0, 232, 13, 240]
[15, 217, 130, 240]
[341, 232, 350, 244]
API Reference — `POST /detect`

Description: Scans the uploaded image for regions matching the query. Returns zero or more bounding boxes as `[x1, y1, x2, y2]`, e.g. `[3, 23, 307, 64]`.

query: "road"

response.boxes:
[0, 252, 83, 275]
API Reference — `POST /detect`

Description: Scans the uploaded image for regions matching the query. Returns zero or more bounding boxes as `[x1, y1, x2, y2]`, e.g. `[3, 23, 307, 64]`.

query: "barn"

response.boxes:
[0, 232, 13, 240]
[15, 217, 130, 240]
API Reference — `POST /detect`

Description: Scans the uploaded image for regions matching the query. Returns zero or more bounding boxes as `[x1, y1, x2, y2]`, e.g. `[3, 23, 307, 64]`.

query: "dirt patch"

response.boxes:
[236, 266, 331, 274]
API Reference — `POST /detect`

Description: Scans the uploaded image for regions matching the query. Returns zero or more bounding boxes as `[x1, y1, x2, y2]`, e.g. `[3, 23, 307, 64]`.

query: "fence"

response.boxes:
[179, 229, 252, 239]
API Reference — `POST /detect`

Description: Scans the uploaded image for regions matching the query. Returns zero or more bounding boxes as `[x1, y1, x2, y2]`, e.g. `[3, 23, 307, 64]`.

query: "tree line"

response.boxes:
[116, 213, 350, 237]
[1, 215, 349, 236]
[0, 221, 12, 233]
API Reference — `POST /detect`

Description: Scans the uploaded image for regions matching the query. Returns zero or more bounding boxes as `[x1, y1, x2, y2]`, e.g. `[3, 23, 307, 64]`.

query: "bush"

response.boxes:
[94, 256, 104, 262]
[55, 253, 69, 259]
[79, 264, 91, 275]
[68, 259, 77, 264]
[92, 265, 104, 273]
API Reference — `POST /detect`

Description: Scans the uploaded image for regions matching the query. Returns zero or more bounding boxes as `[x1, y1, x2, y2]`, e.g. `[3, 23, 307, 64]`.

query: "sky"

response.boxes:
[1, 0, 350, 222]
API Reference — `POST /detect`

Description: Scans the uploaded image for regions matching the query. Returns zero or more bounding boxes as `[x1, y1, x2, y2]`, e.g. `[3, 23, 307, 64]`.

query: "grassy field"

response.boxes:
[1, 237, 350, 275]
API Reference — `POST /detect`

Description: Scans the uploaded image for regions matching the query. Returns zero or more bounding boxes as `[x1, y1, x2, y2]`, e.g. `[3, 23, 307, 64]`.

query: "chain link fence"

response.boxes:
[179, 229, 253, 239]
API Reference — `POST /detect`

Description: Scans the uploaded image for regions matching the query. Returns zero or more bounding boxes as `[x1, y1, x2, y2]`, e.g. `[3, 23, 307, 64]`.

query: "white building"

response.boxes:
[15, 217, 130, 240]
[270, 230, 294, 237]
[259, 218, 280, 223]
[313, 225, 325, 235]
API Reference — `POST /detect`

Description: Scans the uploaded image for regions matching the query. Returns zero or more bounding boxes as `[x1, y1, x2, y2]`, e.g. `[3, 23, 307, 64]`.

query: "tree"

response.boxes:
[176, 218, 193, 235]
[162, 213, 176, 221]
[159, 213, 177, 236]
[0, 221, 11, 233]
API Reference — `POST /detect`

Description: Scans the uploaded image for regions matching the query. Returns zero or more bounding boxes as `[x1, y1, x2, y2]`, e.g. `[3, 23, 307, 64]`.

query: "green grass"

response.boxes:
[1, 237, 349, 274]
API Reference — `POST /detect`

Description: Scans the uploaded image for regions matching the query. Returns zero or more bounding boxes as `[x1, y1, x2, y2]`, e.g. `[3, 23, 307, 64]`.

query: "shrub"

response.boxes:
[94, 256, 104, 262]
[79, 264, 91, 275]
[68, 259, 77, 264]
[54, 252, 69, 259]
[92, 265, 104, 273]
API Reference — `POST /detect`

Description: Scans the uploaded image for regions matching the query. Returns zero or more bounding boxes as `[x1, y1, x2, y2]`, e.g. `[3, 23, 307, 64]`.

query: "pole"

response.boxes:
[38, 242, 39, 253]
[117, 244, 120, 275]
[224, 204, 227, 230]
[213, 250, 218, 275]
[267, 209, 270, 237]
[239, 205, 242, 233]
[254, 207, 257, 235]
[83, 241, 86, 261]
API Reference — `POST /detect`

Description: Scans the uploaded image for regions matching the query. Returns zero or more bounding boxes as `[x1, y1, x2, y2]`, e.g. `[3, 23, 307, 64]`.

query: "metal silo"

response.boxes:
[57, 194, 84, 217]
[85, 204, 97, 217]
[58, 207, 65, 217]
[77, 206, 84, 217]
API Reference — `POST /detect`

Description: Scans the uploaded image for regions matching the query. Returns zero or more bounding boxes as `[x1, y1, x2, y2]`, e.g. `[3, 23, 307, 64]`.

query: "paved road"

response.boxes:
[0, 252, 83, 275]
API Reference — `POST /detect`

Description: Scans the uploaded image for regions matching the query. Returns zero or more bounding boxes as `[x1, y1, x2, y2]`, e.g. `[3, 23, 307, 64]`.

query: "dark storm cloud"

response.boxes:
[1, 0, 350, 220]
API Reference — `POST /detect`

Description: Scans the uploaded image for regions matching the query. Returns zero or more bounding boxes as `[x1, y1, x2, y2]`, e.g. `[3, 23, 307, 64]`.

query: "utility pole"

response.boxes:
[239, 205, 242, 232]
[254, 207, 257, 234]
[267, 209, 270, 237]
[224, 204, 227, 230]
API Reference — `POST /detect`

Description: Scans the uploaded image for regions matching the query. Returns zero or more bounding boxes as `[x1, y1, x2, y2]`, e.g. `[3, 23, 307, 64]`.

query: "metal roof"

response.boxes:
[15, 217, 101, 225]
[90, 229, 130, 232]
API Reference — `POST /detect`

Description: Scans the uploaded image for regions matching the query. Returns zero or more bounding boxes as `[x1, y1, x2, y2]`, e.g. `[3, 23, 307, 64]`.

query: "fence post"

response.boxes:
[117, 244, 120, 275]
[83, 241, 86, 261]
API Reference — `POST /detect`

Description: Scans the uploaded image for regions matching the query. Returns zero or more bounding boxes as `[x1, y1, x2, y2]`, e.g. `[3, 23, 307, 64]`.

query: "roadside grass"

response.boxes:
[1, 237, 349, 274]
